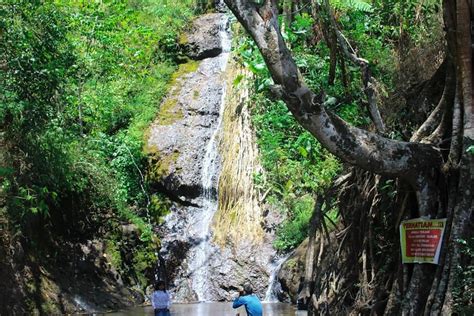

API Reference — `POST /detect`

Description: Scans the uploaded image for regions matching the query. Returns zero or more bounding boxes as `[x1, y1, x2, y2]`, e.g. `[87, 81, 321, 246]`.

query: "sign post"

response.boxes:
[399, 218, 447, 264]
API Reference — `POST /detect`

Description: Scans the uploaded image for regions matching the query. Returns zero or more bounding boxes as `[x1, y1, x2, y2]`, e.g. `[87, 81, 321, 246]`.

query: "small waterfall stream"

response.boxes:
[263, 254, 291, 302]
[186, 15, 231, 302]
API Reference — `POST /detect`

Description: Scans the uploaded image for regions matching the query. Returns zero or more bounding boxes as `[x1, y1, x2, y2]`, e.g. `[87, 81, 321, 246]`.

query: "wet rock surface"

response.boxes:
[159, 211, 278, 302]
[147, 34, 227, 204]
[148, 13, 283, 303]
[180, 13, 228, 60]
[0, 231, 142, 315]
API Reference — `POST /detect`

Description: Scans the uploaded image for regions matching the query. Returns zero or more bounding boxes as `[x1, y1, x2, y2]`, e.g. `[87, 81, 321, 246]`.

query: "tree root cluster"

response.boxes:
[300, 169, 399, 315]
[302, 163, 472, 315]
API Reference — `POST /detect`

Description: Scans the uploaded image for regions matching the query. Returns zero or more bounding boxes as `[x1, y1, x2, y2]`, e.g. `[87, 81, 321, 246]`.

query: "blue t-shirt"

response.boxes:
[232, 294, 263, 316]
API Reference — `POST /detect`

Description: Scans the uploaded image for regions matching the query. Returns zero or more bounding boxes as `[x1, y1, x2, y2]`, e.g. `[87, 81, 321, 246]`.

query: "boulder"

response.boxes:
[180, 13, 227, 60]
[277, 239, 308, 303]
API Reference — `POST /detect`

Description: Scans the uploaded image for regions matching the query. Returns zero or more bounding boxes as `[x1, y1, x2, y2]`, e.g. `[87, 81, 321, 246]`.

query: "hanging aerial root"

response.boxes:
[303, 169, 407, 315]
[446, 82, 463, 167]
[411, 60, 454, 144]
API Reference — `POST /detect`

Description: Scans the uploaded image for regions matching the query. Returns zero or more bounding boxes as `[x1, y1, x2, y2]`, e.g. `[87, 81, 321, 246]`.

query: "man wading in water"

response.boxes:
[232, 283, 263, 316]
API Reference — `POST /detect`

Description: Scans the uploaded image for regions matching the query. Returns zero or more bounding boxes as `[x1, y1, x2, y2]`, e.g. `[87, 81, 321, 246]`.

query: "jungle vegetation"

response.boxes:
[0, 0, 472, 315]
[0, 0, 200, 299]
[227, 0, 473, 314]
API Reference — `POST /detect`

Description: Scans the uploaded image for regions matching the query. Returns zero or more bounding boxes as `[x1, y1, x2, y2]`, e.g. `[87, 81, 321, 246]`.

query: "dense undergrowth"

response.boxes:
[234, 0, 442, 252]
[0, 0, 197, 290]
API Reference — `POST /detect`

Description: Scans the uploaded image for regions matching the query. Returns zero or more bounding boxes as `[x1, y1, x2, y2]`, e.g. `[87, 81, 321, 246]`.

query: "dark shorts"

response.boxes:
[154, 308, 171, 316]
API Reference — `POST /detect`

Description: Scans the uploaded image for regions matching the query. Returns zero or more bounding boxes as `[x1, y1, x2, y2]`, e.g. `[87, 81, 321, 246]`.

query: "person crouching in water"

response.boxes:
[152, 280, 171, 316]
[232, 283, 263, 316]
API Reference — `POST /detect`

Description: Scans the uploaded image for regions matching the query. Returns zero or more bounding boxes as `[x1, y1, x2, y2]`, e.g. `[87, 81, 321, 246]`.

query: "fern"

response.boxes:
[330, 0, 374, 13]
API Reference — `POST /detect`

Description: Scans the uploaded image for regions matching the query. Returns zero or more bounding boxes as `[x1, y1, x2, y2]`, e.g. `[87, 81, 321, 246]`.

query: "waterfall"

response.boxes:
[263, 254, 292, 302]
[186, 15, 231, 302]
[153, 9, 283, 303]
[73, 295, 96, 313]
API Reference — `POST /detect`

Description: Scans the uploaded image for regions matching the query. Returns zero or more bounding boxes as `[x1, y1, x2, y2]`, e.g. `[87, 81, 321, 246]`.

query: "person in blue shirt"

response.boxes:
[232, 283, 263, 316]
[151, 281, 171, 316]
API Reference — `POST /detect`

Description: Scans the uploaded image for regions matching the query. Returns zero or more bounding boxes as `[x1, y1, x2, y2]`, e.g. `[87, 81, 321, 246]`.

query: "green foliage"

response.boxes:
[1, 0, 195, 288]
[273, 195, 314, 250]
[236, 9, 386, 250]
[236, 0, 440, 251]
[1, 1, 77, 220]
[335, 9, 396, 84]
[195, 0, 217, 13]
[466, 145, 474, 155]
[1, 0, 193, 217]
[331, 0, 373, 13]
[234, 36, 271, 92]
[284, 13, 314, 45]
[324, 206, 339, 229]
[106, 238, 123, 270]
[235, 37, 343, 250]
[150, 193, 172, 223]
[0, 1, 75, 133]
[132, 243, 158, 286]
[369, 0, 442, 45]
[252, 98, 341, 197]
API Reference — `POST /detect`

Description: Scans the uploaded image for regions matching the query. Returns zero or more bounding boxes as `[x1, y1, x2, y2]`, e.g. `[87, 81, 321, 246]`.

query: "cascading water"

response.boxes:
[263, 254, 291, 302]
[185, 14, 231, 302]
[152, 6, 286, 303]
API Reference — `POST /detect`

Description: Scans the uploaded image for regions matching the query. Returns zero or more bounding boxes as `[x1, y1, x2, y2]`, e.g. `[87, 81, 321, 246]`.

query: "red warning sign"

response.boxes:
[400, 218, 446, 264]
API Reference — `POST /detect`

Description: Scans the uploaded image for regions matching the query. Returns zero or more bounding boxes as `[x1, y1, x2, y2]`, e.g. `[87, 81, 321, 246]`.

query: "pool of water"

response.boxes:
[100, 302, 308, 316]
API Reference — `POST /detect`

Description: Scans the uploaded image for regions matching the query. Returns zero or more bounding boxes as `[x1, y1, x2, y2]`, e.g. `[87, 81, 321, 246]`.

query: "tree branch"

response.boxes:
[224, 0, 442, 191]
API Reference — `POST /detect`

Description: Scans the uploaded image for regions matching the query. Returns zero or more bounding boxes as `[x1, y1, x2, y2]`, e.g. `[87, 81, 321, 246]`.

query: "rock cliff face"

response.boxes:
[147, 13, 282, 302]
[147, 13, 230, 204]
[0, 222, 142, 315]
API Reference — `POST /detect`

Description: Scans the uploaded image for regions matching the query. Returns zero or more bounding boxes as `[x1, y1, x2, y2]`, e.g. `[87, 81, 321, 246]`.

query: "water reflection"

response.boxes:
[101, 302, 308, 316]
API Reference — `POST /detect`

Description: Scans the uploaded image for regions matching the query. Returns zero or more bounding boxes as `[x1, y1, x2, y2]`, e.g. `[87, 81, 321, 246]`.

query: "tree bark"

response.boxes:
[456, 0, 473, 138]
[298, 197, 323, 306]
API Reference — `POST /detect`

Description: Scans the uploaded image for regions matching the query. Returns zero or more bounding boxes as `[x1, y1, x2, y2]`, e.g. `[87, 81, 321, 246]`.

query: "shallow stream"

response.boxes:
[101, 302, 307, 316]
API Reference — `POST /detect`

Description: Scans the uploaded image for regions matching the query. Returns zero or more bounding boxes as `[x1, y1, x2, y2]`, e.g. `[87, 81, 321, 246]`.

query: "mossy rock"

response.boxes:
[148, 151, 181, 182]
[154, 60, 199, 126]
[157, 98, 183, 125]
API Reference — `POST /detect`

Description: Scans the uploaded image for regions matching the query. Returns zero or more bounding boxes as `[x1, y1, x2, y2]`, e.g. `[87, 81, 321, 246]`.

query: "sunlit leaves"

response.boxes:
[1, 1, 195, 243]
[250, 96, 341, 250]
[331, 0, 374, 13]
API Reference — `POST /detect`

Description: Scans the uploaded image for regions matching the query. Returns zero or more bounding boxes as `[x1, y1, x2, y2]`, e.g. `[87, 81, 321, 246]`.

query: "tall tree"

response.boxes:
[224, 0, 472, 314]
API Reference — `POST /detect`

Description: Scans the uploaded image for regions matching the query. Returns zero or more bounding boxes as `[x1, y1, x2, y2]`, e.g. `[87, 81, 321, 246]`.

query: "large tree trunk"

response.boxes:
[224, 0, 473, 314]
